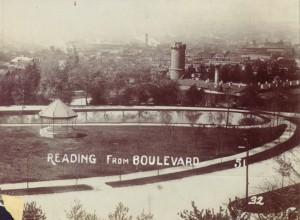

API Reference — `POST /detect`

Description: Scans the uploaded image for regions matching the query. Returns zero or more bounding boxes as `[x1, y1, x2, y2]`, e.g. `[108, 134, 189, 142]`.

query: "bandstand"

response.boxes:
[39, 99, 78, 138]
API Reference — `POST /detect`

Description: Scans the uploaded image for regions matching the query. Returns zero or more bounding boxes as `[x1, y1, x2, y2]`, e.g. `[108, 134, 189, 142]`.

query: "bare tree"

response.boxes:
[23, 201, 46, 220]
[274, 156, 293, 188]
[108, 202, 132, 220]
[136, 210, 153, 220]
[179, 201, 230, 220]
[66, 200, 100, 220]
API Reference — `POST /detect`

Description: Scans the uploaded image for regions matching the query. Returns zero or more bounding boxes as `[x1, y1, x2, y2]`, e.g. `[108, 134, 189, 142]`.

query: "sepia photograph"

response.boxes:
[0, 0, 299, 219]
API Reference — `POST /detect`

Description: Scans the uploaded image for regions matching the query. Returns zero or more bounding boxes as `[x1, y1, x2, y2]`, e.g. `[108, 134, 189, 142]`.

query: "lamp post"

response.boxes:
[245, 148, 249, 202]
[238, 135, 250, 208]
[26, 155, 29, 189]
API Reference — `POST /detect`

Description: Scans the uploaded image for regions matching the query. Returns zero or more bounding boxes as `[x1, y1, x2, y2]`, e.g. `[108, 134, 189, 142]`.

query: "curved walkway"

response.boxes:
[0, 110, 297, 193]
[106, 115, 297, 187]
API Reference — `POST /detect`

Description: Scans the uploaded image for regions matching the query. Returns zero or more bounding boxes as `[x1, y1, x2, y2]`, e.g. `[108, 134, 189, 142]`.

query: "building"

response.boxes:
[241, 42, 294, 61]
[9, 56, 34, 70]
[169, 42, 186, 80]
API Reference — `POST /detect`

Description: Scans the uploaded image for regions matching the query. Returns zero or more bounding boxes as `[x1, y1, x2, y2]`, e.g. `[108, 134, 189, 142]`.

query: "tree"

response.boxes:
[85, 213, 99, 220]
[68, 56, 106, 105]
[136, 211, 153, 220]
[232, 64, 242, 82]
[238, 85, 262, 109]
[4, 62, 42, 105]
[186, 64, 196, 78]
[185, 85, 204, 106]
[154, 80, 179, 105]
[66, 200, 86, 220]
[256, 60, 268, 83]
[89, 74, 107, 105]
[40, 65, 73, 103]
[270, 61, 280, 81]
[111, 75, 127, 102]
[0, 72, 15, 105]
[65, 200, 100, 220]
[179, 201, 230, 220]
[146, 83, 160, 104]
[135, 84, 150, 104]
[220, 64, 230, 83]
[38, 46, 84, 104]
[23, 201, 46, 220]
[108, 202, 132, 220]
[120, 86, 136, 105]
[274, 156, 293, 188]
[244, 63, 254, 83]
[7, 63, 41, 105]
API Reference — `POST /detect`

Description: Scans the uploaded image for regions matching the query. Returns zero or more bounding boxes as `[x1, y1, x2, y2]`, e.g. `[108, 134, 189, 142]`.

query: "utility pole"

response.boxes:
[225, 92, 230, 128]
[238, 134, 250, 209]
[26, 156, 29, 189]
[243, 135, 250, 209]
[299, 0, 300, 44]
[0, 0, 4, 49]
[245, 148, 249, 202]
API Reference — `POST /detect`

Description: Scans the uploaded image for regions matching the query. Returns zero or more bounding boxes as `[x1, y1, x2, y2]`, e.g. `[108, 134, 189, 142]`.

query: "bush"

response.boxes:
[23, 201, 46, 220]
[179, 201, 230, 220]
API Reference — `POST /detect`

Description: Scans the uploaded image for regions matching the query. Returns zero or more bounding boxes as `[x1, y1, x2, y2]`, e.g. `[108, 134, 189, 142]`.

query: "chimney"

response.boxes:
[214, 66, 219, 85]
[145, 33, 149, 47]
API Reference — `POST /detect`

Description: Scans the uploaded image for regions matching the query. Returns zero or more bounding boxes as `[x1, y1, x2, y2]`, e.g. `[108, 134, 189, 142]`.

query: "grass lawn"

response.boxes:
[0, 125, 285, 184]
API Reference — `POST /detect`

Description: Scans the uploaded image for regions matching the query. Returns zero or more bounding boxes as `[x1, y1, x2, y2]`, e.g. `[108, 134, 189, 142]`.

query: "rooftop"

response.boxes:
[39, 99, 77, 119]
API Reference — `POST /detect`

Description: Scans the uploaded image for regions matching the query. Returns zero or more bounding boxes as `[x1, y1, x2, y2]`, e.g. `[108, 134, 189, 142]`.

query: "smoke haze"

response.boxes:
[0, 0, 298, 46]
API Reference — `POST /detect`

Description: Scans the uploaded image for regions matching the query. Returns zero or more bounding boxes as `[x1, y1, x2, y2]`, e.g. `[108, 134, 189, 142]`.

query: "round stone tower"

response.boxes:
[170, 42, 186, 80]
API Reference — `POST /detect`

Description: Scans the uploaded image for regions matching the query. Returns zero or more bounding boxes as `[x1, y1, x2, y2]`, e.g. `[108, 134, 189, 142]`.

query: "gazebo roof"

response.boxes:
[39, 99, 77, 119]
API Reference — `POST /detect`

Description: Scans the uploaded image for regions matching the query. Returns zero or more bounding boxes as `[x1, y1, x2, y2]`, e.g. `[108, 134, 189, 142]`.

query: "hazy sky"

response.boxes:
[0, 0, 298, 46]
